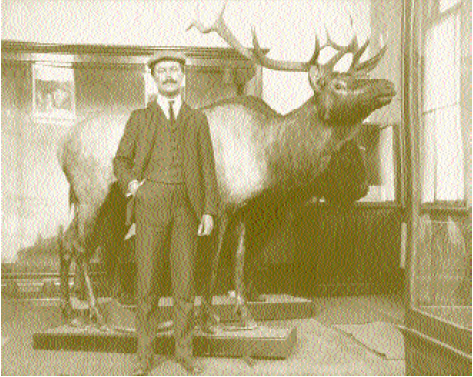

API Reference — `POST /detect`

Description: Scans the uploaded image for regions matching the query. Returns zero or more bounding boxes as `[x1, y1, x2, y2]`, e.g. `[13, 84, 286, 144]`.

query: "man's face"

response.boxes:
[153, 61, 184, 97]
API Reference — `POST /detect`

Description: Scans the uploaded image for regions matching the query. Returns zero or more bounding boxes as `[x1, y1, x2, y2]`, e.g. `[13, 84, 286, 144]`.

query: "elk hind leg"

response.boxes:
[58, 225, 74, 321]
[59, 252, 74, 320]
[77, 208, 105, 326]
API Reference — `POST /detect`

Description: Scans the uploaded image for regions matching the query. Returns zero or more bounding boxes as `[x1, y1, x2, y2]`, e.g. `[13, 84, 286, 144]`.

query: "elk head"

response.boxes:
[187, 2, 396, 127]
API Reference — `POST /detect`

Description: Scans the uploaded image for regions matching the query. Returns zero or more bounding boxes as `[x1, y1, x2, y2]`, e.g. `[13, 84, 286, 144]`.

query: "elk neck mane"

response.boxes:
[264, 96, 336, 185]
[202, 94, 338, 191]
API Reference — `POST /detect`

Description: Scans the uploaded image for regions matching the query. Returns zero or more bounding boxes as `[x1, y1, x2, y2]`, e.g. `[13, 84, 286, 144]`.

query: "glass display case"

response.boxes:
[401, 0, 472, 374]
[402, 211, 472, 375]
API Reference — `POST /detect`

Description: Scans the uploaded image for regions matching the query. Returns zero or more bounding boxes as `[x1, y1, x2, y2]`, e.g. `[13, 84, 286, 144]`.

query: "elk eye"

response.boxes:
[334, 82, 344, 90]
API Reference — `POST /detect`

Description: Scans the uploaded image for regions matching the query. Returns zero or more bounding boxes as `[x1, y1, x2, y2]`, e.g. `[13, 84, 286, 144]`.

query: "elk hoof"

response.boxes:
[200, 313, 220, 334]
[89, 307, 105, 326]
[235, 305, 257, 330]
[118, 292, 136, 307]
[72, 287, 88, 302]
[245, 282, 265, 303]
[60, 301, 74, 321]
[198, 306, 221, 334]
[110, 285, 121, 300]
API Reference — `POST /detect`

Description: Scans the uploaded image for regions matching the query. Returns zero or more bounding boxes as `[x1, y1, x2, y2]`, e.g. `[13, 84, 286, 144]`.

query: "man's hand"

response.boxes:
[126, 179, 145, 197]
[197, 214, 214, 236]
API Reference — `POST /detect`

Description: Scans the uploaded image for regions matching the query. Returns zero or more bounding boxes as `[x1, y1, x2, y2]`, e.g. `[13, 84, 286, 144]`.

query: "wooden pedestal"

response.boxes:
[33, 324, 297, 359]
[33, 294, 307, 359]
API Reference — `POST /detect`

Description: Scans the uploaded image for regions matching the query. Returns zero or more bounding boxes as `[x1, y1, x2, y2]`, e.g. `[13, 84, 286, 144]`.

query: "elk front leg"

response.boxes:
[234, 220, 257, 329]
[107, 240, 123, 301]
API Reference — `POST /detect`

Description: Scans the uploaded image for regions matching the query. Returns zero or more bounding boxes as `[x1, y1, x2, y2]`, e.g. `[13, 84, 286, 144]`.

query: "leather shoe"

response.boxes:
[175, 356, 204, 375]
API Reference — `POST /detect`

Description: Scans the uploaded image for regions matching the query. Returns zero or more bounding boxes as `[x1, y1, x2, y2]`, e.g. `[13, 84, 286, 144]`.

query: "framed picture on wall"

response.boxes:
[33, 63, 76, 120]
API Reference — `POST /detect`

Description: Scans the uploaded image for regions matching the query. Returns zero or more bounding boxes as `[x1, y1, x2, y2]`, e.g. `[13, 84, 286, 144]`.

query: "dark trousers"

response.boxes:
[134, 181, 198, 363]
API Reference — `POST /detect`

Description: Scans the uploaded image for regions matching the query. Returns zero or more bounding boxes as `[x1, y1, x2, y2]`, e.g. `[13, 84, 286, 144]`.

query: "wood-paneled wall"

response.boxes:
[194, 203, 404, 297]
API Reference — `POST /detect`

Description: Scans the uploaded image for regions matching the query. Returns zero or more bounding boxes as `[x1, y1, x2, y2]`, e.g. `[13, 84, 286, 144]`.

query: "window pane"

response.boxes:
[422, 111, 437, 203]
[422, 105, 464, 203]
[435, 104, 463, 200]
[423, 13, 460, 112]
[440, 0, 461, 12]
[422, 7, 463, 204]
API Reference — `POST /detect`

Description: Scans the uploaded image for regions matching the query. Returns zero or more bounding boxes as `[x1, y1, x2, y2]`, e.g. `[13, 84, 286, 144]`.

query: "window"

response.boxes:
[420, 0, 467, 205]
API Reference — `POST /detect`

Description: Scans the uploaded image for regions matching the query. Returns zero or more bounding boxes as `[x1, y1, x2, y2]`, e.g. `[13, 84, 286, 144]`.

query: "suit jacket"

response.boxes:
[113, 100, 221, 220]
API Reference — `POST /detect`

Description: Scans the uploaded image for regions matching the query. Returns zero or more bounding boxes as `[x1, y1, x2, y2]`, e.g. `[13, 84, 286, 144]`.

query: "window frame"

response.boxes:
[418, 0, 468, 209]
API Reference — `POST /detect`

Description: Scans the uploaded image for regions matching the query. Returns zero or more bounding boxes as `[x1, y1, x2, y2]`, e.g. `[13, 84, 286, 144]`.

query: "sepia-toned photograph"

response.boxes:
[1, 0, 471, 375]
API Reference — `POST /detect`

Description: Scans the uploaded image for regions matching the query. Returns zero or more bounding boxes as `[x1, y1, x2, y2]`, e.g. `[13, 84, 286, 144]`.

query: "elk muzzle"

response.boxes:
[372, 79, 396, 108]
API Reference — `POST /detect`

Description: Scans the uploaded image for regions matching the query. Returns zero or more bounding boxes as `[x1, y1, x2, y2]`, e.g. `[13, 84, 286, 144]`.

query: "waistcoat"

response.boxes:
[143, 114, 183, 183]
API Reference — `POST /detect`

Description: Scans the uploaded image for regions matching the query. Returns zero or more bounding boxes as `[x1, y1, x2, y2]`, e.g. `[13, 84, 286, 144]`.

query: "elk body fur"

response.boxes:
[204, 95, 350, 206]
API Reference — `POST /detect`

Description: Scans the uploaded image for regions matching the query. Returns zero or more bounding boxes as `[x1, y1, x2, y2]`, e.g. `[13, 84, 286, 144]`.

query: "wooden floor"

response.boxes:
[1, 294, 405, 375]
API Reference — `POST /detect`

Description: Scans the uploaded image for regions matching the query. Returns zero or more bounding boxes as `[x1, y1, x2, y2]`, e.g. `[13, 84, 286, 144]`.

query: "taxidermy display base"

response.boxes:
[33, 323, 297, 359]
[33, 296, 298, 359]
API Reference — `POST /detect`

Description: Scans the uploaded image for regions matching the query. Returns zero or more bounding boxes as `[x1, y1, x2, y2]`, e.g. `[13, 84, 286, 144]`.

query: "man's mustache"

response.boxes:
[163, 79, 178, 85]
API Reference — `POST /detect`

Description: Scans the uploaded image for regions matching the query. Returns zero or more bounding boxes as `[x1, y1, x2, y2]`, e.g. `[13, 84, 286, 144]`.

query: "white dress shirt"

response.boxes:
[156, 93, 182, 120]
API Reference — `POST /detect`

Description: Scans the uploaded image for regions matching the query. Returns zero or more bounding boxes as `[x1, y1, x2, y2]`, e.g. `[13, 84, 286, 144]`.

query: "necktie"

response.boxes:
[168, 100, 175, 125]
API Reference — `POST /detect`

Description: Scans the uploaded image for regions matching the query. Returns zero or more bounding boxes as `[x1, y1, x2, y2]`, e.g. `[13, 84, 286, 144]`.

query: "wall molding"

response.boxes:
[1, 40, 266, 69]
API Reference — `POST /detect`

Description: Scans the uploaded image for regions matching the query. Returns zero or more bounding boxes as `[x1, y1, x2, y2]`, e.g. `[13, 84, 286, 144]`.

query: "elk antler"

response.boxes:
[187, 1, 316, 72]
[188, 2, 387, 75]
[348, 34, 387, 74]
[251, 30, 319, 72]
[253, 17, 386, 75]
[348, 39, 370, 71]
[187, 1, 254, 61]
[322, 30, 387, 75]
[321, 17, 387, 74]
[322, 27, 359, 72]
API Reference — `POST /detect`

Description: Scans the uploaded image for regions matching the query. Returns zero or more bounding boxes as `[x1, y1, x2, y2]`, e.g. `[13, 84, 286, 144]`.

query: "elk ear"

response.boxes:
[308, 65, 322, 94]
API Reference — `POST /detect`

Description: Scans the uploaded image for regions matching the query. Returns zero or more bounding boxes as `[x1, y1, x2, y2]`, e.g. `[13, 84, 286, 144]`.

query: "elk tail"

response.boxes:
[57, 224, 65, 250]
[69, 187, 78, 209]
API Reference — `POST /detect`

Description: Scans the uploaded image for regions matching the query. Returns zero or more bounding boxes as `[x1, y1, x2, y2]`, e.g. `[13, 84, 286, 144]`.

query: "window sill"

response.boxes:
[307, 199, 401, 210]
[420, 202, 471, 215]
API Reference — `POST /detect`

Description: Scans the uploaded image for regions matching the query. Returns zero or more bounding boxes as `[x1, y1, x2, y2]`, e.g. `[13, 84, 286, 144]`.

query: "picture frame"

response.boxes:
[33, 63, 76, 120]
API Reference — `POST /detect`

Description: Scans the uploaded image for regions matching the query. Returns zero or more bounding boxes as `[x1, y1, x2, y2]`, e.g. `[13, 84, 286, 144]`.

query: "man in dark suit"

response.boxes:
[113, 50, 220, 375]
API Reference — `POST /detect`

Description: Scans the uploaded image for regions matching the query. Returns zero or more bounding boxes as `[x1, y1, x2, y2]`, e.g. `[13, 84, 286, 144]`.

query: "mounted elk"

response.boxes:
[188, 2, 395, 328]
[56, 3, 395, 330]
